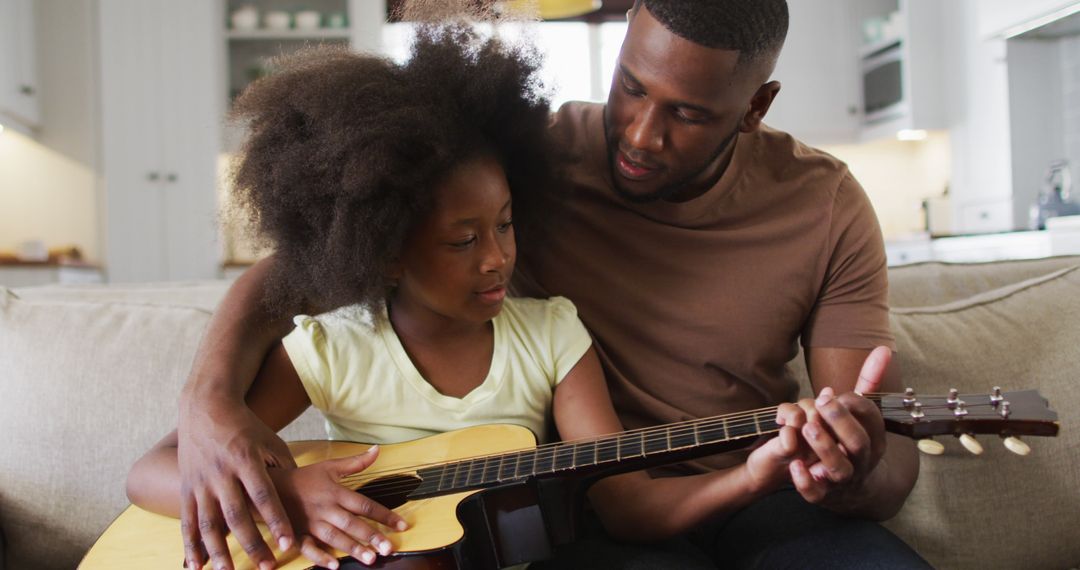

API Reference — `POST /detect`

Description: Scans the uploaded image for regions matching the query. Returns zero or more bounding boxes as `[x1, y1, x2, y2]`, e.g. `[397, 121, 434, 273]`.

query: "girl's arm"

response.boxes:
[552, 347, 811, 542]
[127, 343, 407, 570]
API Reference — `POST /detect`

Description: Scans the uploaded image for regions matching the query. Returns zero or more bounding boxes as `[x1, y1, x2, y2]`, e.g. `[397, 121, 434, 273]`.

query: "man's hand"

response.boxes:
[745, 414, 815, 496]
[788, 346, 892, 510]
[177, 399, 298, 570]
[271, 447, 409, 569]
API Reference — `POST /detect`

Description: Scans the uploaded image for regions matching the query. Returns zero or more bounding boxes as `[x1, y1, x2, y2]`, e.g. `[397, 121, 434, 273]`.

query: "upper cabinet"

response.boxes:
[978, 0, 1080, 38]
[766, 0, 860, 145]
[0, 0, 41, 131]
[767, 0, 950, 145]
[853, 0, 947, 141]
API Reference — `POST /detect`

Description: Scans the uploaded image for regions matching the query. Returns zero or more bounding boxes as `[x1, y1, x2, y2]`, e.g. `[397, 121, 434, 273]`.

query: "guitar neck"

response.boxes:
[407, 409, 783, 499]
[391, 389, 1058, 500]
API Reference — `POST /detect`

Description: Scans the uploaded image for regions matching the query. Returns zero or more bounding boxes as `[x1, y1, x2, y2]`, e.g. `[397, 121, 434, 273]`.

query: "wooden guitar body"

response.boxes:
[81, 424, 573, 569]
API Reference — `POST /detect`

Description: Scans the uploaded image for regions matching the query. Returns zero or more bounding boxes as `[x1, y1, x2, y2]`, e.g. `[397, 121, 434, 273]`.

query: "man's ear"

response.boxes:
[740, 80, 781, 133]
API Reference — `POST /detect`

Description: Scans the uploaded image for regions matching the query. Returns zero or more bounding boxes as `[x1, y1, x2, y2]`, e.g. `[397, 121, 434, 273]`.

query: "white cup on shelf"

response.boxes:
[296, 10, 321, 30]
[264, 10, 291, 30]
[230, 5, 259, 30]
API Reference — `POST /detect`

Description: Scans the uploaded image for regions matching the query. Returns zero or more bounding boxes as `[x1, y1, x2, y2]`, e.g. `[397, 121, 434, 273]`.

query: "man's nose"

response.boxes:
[624, 104, 664, 154]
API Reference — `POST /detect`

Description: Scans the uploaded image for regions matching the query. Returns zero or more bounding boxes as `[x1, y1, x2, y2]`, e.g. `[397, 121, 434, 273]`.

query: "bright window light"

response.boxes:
[382, 20, 628, 110]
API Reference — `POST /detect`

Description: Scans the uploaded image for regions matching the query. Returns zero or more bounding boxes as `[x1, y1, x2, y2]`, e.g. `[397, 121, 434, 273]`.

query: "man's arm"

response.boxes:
[177, 254, 304, 570]
[796, 346, 919, 520]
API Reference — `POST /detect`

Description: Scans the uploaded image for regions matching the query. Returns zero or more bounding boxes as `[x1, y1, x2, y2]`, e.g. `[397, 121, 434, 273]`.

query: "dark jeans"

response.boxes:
[530, 488, 932, 570]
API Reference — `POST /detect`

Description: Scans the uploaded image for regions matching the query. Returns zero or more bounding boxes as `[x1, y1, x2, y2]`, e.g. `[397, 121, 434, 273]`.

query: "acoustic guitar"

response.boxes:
[81, 388, 1058, 570]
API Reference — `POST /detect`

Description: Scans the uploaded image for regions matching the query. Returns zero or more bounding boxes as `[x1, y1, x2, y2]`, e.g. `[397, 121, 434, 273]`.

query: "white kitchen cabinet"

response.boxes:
[766, 0, 860, 145]
[978, 0, 1080, 39]
[0, 0, 40, 130]
[854, 0, 947, 142]
[98, 0, 223, 282]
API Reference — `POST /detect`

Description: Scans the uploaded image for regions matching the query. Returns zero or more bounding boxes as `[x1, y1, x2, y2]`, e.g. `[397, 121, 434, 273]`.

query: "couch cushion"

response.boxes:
[0, 287, 324, 569]
[887, 255, 1080, 308]
[883, 265, 1080, 570]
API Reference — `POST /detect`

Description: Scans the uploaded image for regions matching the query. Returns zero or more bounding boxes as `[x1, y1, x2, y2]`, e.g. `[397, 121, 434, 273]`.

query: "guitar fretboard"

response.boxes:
[410, 410, 781, 497]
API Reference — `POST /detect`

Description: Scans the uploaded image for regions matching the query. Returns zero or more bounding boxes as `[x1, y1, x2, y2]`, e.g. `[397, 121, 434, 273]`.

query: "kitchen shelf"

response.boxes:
[225, 28, 351, 40]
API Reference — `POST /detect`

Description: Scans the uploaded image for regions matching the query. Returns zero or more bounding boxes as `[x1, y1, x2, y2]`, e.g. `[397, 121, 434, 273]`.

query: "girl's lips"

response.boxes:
[617, 152, 659, 180]
[476, 286, 507, 304]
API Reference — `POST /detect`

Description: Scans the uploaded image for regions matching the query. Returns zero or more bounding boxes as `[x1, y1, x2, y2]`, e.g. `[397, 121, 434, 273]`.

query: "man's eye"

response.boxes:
[497, 219, 513, 232]
[450, 236, 476, 248]
[621, 80, 644, 97]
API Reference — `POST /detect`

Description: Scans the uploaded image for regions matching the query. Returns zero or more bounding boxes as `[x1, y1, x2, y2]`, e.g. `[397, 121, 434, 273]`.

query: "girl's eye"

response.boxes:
[497, 219, 513, 233]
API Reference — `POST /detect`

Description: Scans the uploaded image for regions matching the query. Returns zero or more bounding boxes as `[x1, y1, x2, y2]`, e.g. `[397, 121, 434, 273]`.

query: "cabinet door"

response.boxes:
[0, 0, 40, 128]
[157, 0, 222, 281]
[99, 0, 222, 282]
[100, 0, 169, 282]
[765, 0, 860, 145]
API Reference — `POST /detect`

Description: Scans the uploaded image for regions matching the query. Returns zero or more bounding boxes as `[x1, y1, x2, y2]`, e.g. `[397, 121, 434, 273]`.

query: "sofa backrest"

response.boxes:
[887, 254, 1080, 308]
[0, 286, 325, 569]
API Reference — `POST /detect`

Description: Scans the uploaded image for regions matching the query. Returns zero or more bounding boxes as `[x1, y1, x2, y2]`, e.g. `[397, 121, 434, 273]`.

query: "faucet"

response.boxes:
[1030, 159, 1079, 229]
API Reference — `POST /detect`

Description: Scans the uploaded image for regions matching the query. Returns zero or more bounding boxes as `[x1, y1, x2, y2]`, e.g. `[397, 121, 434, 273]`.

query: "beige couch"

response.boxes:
[2, 257, 1078, 570]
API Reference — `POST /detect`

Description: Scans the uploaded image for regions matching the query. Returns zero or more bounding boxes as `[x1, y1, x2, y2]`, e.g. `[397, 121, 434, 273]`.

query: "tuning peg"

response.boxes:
[990, 386, 1004, 404]
[946, 388, 959, 407]
[1004, 436, 1031, 456]
[959, 433, 984, 455]
[902, 388, 916, 407]
[917, 438, 945, 455]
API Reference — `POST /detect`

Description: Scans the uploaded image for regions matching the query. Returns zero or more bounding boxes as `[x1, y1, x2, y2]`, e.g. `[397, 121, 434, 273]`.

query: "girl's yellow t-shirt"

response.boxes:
[281, 296, 591, 445]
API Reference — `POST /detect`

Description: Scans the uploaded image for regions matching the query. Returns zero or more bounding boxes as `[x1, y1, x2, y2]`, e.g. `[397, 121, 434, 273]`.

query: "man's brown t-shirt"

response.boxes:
[514, 102, 894, 472]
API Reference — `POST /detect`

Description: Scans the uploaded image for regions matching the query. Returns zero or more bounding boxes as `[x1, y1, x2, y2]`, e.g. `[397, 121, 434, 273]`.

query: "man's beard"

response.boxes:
[606, 126, 739, 204]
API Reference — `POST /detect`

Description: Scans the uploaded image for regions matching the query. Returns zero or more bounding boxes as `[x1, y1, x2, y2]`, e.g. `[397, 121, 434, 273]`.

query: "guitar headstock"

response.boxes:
[878, 388, 1059, 440]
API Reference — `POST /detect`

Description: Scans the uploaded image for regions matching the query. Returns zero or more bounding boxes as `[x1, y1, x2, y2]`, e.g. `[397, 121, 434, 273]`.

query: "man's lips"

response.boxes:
[616, 152, 660, 180]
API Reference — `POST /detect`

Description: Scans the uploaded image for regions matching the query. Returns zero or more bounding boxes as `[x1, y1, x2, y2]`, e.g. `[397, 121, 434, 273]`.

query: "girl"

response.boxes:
[126, 24, 811, 570]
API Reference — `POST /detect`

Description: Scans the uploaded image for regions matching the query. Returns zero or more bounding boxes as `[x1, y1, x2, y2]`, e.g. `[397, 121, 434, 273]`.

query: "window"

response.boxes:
[382, 21, 628, 109]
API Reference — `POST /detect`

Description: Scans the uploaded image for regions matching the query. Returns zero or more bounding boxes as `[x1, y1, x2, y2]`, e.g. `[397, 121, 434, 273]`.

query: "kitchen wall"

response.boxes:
[823, 132, 952, 239]
[0, 1, 101, 262]
[0, 130, 100, 261]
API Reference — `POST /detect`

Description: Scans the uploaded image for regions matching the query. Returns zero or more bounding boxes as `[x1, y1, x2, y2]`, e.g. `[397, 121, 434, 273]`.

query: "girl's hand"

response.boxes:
[270, 446, 410, 569]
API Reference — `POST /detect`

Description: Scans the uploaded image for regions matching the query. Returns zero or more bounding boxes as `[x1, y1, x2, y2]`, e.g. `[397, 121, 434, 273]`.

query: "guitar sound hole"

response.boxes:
[357, 474, 421, 509]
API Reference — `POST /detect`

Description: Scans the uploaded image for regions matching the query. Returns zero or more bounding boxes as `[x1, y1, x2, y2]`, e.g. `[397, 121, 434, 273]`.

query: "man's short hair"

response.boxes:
[638, 0, 789, 65]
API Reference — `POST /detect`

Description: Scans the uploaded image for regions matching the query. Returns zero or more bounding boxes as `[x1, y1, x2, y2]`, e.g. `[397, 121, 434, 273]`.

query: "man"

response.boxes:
[177, 1, 925, 568]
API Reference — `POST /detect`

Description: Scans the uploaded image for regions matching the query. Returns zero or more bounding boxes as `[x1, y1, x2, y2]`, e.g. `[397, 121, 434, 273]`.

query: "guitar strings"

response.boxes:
[334, 392, 1006, 496]
[334, 391, 1004, 495]
[336, 393, 1010, 501]
[334, 391, 968, 484]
